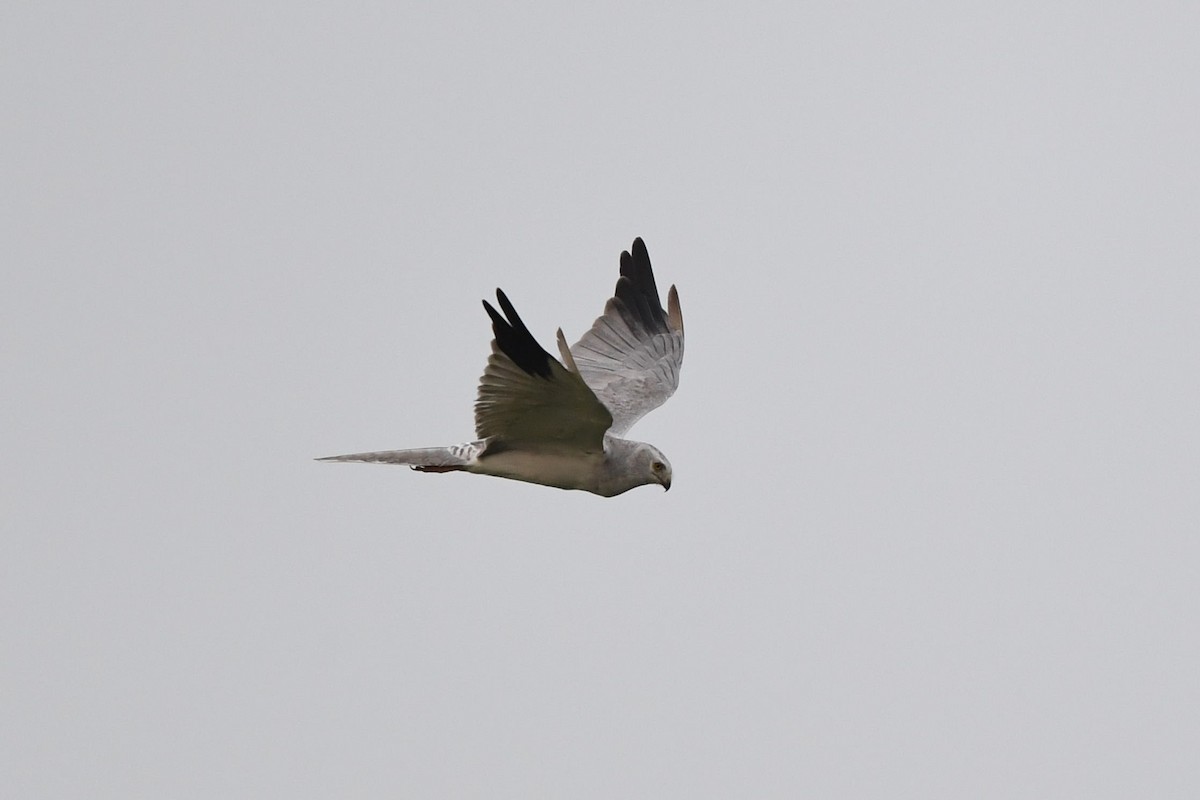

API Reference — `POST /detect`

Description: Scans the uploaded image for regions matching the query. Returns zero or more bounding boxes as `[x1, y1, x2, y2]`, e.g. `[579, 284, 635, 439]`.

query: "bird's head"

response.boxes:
[638, 444, 673, 492]
[596, 439, 674, 496]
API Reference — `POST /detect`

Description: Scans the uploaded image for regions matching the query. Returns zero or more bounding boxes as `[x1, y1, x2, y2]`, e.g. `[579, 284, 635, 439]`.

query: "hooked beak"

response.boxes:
[661, 476, 671, 492]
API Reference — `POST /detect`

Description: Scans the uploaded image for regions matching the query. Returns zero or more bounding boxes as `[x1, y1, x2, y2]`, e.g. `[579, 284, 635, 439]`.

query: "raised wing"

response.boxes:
[476, 289, 614, 453]
[570, 238, 684, 436]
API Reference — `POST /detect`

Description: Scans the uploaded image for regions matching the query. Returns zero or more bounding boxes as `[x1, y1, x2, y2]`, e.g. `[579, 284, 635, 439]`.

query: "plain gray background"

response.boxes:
[4, 2, 1197, 797]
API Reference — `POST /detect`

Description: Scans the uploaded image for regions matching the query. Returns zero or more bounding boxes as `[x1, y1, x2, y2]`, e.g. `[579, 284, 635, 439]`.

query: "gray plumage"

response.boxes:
[318, 237, 684, 497]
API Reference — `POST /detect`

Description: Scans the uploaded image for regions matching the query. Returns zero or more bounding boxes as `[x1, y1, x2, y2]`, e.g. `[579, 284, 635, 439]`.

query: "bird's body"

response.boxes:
[319, 238, 684, 497]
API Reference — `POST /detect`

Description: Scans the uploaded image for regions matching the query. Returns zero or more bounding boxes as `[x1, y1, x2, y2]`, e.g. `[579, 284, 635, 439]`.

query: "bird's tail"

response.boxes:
[316, 441, 484, 472]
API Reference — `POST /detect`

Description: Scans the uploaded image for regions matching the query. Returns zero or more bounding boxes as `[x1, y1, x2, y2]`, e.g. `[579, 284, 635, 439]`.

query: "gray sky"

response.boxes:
[4, 2, 1198, 797]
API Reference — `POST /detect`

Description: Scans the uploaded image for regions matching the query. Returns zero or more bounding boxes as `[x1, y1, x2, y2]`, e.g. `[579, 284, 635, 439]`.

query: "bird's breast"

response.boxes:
[470, 448, 605, 493]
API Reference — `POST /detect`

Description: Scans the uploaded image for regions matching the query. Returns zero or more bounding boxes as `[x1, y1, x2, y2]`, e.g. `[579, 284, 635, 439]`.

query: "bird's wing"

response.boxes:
[569, 238, 684, 436]
[476, 288, 614, 453]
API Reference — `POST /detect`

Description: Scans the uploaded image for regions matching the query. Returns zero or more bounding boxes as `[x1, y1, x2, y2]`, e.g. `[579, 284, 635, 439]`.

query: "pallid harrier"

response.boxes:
[318, 238, 684, 497]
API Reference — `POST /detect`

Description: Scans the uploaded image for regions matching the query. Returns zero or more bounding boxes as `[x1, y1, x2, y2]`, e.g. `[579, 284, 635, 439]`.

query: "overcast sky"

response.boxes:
[4, 2, 1198, 797]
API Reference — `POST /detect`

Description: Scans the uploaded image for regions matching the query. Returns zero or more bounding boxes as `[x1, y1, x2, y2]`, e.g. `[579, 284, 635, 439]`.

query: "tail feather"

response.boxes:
[316, 442, 484, 472]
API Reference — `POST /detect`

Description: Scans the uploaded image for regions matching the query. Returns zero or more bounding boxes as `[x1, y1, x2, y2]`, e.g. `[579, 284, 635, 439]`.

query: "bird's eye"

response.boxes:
[652, 461, 664, 472]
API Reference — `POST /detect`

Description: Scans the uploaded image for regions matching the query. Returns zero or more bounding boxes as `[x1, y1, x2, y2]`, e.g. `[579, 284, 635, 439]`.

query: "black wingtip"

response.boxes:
[631, 236, 647, 259]
[482, 297, 504, 326]
[495, 288, 524, 331]
[483, 288, 553, 378]
[614, 237, 667, 332]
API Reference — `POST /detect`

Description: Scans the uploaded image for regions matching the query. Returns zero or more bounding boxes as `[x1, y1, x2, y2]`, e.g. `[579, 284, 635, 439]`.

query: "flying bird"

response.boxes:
[318, 238, 684, 497]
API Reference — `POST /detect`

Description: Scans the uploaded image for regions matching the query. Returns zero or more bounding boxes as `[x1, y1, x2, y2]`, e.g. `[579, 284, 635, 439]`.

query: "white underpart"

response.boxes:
[469, 447, 605, 492]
